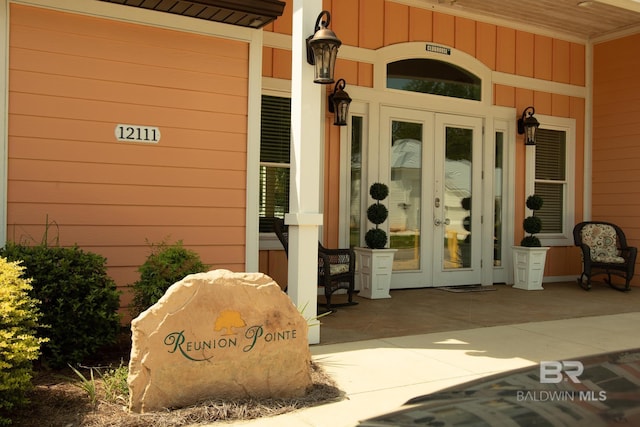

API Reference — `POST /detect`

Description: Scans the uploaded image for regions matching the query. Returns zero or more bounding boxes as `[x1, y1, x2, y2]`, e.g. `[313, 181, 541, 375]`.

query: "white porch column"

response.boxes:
[287, 0, 323, 344]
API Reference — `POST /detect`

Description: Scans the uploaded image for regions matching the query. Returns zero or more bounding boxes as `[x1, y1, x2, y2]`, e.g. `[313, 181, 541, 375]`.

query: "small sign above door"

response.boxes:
[425, 44, 451, 55]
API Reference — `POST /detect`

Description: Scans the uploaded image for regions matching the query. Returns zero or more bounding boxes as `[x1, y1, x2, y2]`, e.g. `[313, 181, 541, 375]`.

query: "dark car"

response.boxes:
[358, 348, 640, 426]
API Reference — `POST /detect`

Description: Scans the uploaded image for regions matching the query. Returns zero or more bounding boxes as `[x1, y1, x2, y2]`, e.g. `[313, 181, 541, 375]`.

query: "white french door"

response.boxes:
[380, 106, 483, 288]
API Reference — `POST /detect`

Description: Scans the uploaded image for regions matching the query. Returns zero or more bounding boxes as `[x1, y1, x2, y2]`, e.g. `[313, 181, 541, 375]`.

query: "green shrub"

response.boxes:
[0, 257, 46, 424]
[523, 216, 542, 235]
[369, 182, 389, 201]
[520, 195, 544, 247]
[364, 228, 387, 249]
[526, 194, 544, 211]
[131, 240, 207, 317]
[366, 203, 388, 225]
[365, 182, 390, 249]
[0, 243, 121, 369]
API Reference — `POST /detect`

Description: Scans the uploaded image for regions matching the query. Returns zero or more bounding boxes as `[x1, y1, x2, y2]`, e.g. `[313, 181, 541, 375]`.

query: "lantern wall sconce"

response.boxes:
[328, 79, 352, 126]
[306, 10, 341, 84]
[517, 106, 540, 146]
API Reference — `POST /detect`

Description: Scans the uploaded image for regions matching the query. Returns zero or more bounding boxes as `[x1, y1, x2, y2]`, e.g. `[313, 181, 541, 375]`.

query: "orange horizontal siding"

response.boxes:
[7, 5, 250, 290]
[8, 223, 244, 251]
[9, 159, 246, 189]
[8, 181, 245, 207]
[9, 135, 246, 170]
[9, 92, 247, 132]
[10, 70, 248, 116]
[592, 33, 640, 285]
[10, 117, 246, 152]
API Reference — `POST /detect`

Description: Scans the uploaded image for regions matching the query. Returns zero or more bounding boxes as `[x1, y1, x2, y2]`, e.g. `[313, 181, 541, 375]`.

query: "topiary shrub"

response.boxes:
[520, 194, 544, 247]
[0, 243, 121, 369]
[364, 183, 390, 249]
[0, 257, 46, 424]
[131, 240, 208, 317]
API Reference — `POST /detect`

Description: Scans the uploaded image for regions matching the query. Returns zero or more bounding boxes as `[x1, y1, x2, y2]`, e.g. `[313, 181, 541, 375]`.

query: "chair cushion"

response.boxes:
[581, 224, 625, 263]
[329, 264, 350, 275]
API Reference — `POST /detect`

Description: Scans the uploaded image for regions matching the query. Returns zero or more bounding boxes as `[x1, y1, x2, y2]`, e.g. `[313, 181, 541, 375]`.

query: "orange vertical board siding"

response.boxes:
[533, 91, 552, 115]
[262, 46, 274, 77]
[273, 0, 292, 34]
[409, 7, 433, 42]
[496, 26, 516, 74]
[454, 17, 476, 57]
[552, 39, 571, 84]
[515, 31, 534, 78]
[570, 43, 586, 86]
[534, 34, 553, 81]
[359, 0, 385, 49]
[494, 84, 515, 107]
[384, 2, 409, 46]
[7, 5, 249, 291]
[272, 48, 293, 80]
[432, 12, 455, 47]
[332, 0, 360, 46]
[358, 63, 374, 88]
[551, 94, 570, 117]
[476, 22, 496, 70]
[335, 58, 359, 85]
[323, 119, 341, 248]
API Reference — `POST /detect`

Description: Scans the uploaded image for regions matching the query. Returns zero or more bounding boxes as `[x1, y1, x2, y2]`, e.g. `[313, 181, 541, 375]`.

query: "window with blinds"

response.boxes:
[259, 95, 291, 233]
[534, 128, 566, 234]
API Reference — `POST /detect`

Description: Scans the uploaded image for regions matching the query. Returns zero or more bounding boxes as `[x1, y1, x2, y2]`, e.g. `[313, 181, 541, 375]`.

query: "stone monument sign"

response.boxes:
[128, 269, 312, 413]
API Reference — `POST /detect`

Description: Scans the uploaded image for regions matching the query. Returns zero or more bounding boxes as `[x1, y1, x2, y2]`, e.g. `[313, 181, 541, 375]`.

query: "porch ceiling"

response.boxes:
[422, 0, 640, 39]
[98, 0, 285, 29]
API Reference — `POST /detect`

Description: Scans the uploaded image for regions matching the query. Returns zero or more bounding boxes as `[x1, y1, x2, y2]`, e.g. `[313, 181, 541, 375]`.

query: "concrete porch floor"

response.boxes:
[318, 281, 640, 345]
[228, 282, 640, 426]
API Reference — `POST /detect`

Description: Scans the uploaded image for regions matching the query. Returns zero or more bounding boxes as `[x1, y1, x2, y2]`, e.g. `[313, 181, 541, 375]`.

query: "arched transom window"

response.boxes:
[387, 58, 482, 101]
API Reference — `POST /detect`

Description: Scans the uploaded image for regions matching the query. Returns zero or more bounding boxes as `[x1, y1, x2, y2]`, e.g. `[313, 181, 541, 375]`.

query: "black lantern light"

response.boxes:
[517, 106, 540, 146]
[306, 10, 341, 84]
[328, 79, 352, 126]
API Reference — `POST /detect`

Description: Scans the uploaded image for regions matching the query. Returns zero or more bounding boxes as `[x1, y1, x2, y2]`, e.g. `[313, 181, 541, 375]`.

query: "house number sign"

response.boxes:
[115, 124, 161, 143]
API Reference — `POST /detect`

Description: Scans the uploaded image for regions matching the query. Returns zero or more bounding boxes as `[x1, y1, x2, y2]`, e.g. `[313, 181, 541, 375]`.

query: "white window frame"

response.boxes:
[339, 101, 369, 249]
[525, 114, 576, 246]
[258, 88, 292, 250]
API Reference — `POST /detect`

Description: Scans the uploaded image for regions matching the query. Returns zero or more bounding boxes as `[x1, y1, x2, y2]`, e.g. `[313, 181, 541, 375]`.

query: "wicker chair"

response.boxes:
[573, 221, 637, 291]
[273, 218, 357, 309]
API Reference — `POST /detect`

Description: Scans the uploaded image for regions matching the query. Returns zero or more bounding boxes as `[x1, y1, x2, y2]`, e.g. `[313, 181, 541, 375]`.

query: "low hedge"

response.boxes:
[131, 240, 208, 317]
[0, 243, 121, 369]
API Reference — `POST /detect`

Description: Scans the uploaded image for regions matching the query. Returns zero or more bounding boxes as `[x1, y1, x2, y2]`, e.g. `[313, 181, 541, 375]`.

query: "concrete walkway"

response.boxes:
[228, 312, 640, 427]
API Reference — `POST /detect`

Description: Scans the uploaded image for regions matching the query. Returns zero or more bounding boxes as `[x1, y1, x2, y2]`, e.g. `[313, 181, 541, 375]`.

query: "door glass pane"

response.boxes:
[350, 116, 363, 248]
[444, 127, 473, 269]
[494, 132, 503, 266]
[389, 121, 422, 271]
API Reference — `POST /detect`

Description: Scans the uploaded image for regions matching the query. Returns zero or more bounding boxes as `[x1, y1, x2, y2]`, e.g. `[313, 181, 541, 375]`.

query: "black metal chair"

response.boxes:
[273, 218, 357, 309]
[573, 221, 637, 291]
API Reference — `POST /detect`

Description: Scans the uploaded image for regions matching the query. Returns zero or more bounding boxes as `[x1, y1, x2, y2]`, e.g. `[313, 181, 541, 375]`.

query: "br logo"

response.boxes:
[214, 310, 246, 335]
[539, 361, 584, 384]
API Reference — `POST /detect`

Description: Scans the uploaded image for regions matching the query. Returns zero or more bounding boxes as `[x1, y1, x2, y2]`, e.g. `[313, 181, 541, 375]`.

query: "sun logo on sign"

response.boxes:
[214, 310, 246, 335]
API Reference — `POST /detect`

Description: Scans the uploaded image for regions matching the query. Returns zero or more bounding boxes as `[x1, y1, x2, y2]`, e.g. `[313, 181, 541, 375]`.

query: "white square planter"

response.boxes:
[354, 247, 397, 299]
[512, 246, 550, 290]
